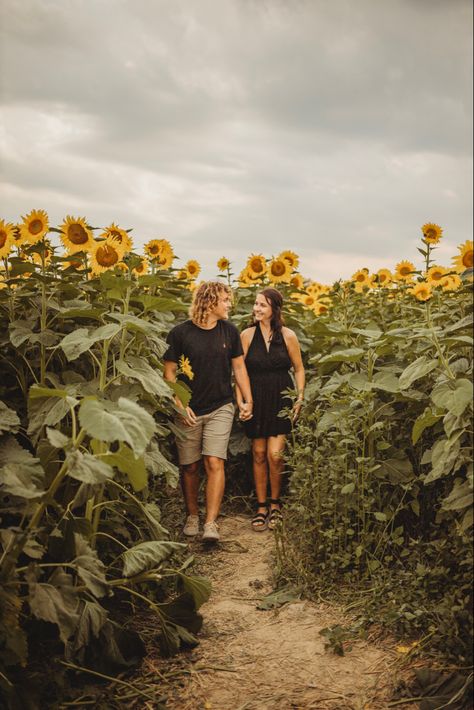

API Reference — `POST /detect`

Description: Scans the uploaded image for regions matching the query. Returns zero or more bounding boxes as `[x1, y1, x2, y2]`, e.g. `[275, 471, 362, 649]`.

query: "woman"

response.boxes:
[236, 288, 305, 531]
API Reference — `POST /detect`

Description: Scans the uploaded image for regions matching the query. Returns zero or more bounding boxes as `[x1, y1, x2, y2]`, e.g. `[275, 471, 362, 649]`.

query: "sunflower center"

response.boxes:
[96, 245, 119, 267]
[432, 271, 443, 281]
[425, 229, 436, 239]
[68, 223, 88, 244]
[149, 245, 159, 255]
[0, 230, 6, 248]
[250, 259, 264, 273]
[271, 262, 285, 276]
[400, 267, 411, 276]
[29, 219, 44, 235]
[356, 274, 366, 282]
[188, 265, 197, 275]
[463, 251, 473, 268]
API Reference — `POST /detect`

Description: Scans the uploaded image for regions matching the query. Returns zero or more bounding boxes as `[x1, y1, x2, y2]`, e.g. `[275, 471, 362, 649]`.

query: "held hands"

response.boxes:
[238, 401, 253, 421]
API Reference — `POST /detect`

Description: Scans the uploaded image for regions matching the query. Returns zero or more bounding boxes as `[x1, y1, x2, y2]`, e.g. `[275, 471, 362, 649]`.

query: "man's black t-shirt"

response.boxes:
[163, 319, 243, 415]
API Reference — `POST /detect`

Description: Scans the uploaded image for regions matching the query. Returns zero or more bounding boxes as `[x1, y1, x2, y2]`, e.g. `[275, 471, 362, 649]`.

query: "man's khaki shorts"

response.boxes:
[175, 402, 235, 466]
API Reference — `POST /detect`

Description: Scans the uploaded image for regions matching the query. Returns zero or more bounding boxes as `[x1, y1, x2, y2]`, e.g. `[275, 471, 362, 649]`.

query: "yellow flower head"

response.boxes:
[408, 281, 432, 301]
[185, 259, 201, 279]
[394, 260, 415, 283]
[302, 294, 316, 307]
[132, 257, 149, 277]
[376, 268, 392, 287]
[115, 262, 129, 273]
[19, 209, 49, 245]
[89, 239, 122, 275]
[452, 240, 473, 273]
[59, 215, 94, 254]
[306, 281, 323, 296]
[176, 269, 188, 280]
[246, 254, 267, 278]
[278, 250, 299, 270]
[313, 301, 330, 316]
[0, 219, 15, 259]
[421, 222, 443, 245]
[267, 257, 292, 284]
[290, 273, 304, 290]
[426, 265, 447, 286]
[101, 223, 133, 254]
[217, 256, 230, 272]
[178, 354, 194, 380]
[0, 272, 7, 290]
[352, 269, 371, 292]
[441, 273, 462, 292]
[144, 238, 174, 269]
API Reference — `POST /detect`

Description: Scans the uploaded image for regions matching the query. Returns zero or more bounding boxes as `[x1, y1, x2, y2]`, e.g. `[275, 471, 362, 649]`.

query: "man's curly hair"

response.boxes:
[189, 281, 232, 326]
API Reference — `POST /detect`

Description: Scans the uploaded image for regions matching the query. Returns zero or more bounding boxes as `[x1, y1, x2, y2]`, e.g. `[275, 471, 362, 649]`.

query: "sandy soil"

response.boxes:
[156, 514, 410, 710]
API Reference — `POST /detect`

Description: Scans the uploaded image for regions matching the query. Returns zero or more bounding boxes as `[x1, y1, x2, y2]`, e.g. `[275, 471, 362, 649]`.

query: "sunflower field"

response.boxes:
[0, 211, 472, 705]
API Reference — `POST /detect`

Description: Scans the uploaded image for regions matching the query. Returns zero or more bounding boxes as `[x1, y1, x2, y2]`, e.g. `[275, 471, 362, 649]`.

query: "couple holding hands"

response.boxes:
[163, 281, 305, 543]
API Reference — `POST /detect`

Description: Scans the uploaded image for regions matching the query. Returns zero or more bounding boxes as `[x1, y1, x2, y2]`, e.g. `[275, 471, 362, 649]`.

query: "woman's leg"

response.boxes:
[267, 434, 286, 511]
[251, 438, 268, 528]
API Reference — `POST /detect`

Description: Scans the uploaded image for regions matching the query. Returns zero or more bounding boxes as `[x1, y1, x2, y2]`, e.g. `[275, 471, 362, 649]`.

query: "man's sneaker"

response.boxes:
[183, 514, 200, 537]
[202, 521, 220, 542]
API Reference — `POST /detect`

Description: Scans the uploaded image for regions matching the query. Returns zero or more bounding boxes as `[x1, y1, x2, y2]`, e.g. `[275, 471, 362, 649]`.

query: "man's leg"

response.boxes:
[201, 403, 235, 530]
[203, 455, 225, 523]
[181, 460, 201, 515]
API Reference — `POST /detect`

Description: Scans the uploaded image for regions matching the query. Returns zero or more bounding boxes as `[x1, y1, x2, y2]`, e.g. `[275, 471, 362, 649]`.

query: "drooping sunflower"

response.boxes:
[19, 209, 49, 245]
[452, 240, 473, 273]
[217, 256, 230, 272]
[176, 269, 188, 280]
[144, 238, 174, 269]
[426, 265, 447, 286]
[267, 256, 292, 284]
[376, 268, 392, 287]
[31, 239, 53, 266]
[89, 239, 122, 275]
[102, 223, 133, 254]
[59, 215, 94, 254]
[278, 250, 299, 270]
[132, 257, 149, 277]
[441, 273, 462, 292]
[408, 281, 432, 301]
[185, 260, 201, 279]
[421, 223, 443, 245]
[290, 273, 305, 290]
[394, 260, 415, 283]
[246, 254, 267, 279]
[352, 269, 371, 293]
[0, 219, 15, 259]
[115, 262, 129, 273]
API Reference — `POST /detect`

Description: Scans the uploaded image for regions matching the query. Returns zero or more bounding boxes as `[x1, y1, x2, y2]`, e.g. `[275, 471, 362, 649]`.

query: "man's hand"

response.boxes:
[239, 402, 253, 421]
[179, 405, 198, 427]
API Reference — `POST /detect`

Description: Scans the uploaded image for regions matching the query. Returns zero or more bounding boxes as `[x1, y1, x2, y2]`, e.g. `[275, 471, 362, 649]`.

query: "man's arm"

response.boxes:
[163, 360, 197, 425]
[232, 355, 253, 420]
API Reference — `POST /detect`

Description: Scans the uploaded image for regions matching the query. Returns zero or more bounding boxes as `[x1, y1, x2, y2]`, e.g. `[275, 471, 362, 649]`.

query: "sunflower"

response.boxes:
[102, 223, 133, 253]
[290, 273, 305, 290]
[144, 238, 174, 269]
[352, 269, 371, 293]
[0, 273, 6, 290]
[19, 209, 49, 245]
[89, 239, 122, 275]
[302, 294, 316, 307]
[62, 254, 86, 271]
[441, 273, 462, 292]
[132, 257, 149, 277]
[185, 260, 201, 279]
[115, 262, 129, 273]
[217, 256, 230, 272]
[376, 268, 392, 287]
[31, 239, 53, 266]
[452, 240, 473, 273]
[421, 223, 443, 245]
[178, 355, 194, 380]
[408, 281, 432, 301]
[426, 265, 447, 286]
[59, 215, 94, 254]
[313, 301, 330, 316]
[0, 219, 15, 259]
[306, 281, 323, 296]
[278, 250, 299, 270]
[246, 254, 267, 279]
[267, 257, 292, 284]
[394, 260, 415, 283]
[176, 269, 188, 280]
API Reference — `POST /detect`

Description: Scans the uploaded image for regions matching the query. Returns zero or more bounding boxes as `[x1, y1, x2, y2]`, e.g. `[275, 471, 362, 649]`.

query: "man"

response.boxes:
[163, 281, 253, 542]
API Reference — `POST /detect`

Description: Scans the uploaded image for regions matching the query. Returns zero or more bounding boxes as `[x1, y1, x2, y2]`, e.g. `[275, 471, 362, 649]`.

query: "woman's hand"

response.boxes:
[239, 401, 253, 421]
[291, 399, 303, 423]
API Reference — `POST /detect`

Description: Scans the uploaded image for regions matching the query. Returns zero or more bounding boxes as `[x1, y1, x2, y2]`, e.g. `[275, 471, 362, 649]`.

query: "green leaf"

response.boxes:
[60, 323, 121, 361]
[374, 512, 387, 521]
[66, 450, 114, 484]
[341, 482, 355, 494]
[399, 356, 438, 390]
[102, 443, 147, 492]
[377, 457, 414, 484]
[318, 348, 365, 364]
[167, 380, 192, 408]
[412, 408, 443, 445]
[116, 357, 173, 399]
[9, 319, 35, 347]
[73, 534, 108, 597]
[142, 502, 169, 538]
[144, 441, 179, 487]
[73, 601, 108, 651]
[0, 401, 20, 434]
[441, 479, 473, 512]
[371, 371, 400, 393]
[122, 541, 186, 578]
[46, 427, 70, 449]
[0, 438, 45, 499]
[424, 437, 461, 484]
[431, 379, 473, 417]
[177, 572, 212, 609]
[79, 397, 156, 456]
[29, 385, 70, 399]
[28, 568, 79, 644]
[257, 585, 299, 610]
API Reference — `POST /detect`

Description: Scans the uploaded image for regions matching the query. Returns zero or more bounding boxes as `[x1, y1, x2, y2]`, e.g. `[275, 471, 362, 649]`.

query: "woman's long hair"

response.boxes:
[189, 281, 232, 326]
[254, 287, 285, 342]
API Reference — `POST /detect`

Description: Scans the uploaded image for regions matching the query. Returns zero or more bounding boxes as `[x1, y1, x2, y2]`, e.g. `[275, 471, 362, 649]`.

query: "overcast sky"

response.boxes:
[0, 0, 472, 282]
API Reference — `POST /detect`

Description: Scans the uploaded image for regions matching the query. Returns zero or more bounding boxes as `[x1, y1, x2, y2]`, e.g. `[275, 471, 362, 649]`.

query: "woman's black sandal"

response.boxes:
[251, 501, 269, 531]
[268, 498, 283, 530]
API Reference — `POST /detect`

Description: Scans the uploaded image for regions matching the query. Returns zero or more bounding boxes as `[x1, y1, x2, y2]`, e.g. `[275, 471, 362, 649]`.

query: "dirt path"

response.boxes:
[160, 514, 409, 710]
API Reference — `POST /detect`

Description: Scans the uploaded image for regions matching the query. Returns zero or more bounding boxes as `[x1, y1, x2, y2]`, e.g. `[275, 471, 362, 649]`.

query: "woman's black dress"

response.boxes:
[243, 322, 294, 439]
